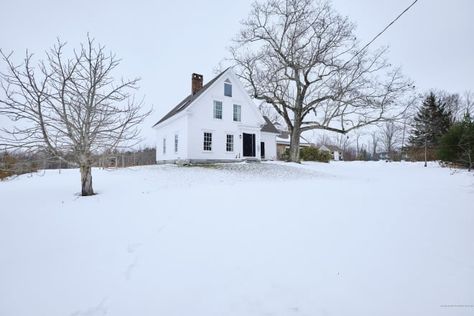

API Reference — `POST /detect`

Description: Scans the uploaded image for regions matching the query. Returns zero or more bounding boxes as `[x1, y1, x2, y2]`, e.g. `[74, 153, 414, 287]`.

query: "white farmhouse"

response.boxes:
[153, 68, 279, 163]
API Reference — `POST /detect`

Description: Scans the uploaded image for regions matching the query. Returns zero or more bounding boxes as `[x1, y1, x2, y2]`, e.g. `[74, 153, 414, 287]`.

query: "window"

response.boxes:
[233, 104, 241, 122]
[224, 79, 232, 97]
[174, 134, 178, 153]
[226, 134, 234, 152]
[213, 101, 223, 119]
[203, 132, 212, 151]
[162, 138, 166, 154]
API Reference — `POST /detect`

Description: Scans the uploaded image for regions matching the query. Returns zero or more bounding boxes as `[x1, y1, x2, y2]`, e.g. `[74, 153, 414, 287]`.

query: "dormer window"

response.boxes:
[224, 79, 232, 97]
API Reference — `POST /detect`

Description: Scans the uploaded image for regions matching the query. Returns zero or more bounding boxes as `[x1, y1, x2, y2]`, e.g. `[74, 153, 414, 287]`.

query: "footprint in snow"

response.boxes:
[70, 297, 108, 316]
[124, 256, 138, 280]
[127, 242, 142, 253]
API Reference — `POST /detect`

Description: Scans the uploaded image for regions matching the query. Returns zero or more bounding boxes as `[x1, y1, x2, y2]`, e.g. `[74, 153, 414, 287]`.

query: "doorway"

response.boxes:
[242, 133, 256, 157]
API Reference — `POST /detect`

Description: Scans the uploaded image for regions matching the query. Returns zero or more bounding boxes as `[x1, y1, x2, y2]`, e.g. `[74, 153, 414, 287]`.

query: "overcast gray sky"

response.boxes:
[1, 0, 473, 146]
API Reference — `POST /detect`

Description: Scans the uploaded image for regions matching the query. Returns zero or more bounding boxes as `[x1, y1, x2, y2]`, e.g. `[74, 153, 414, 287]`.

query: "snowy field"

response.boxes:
[0, 161, 473, 316]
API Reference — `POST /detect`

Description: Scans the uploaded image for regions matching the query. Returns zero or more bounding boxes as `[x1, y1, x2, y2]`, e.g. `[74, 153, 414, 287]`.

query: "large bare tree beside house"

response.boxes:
[0, 37, 149, 196]
[231, 0, 413, 162]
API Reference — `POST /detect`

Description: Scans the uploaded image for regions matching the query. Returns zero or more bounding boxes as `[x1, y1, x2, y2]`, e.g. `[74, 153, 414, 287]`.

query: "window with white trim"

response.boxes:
[162, 138, 166, 154]
[233, 104, 241, 122]
[203, 132, 212, 151]
[174, 134, 178, 153]
[213, 101, 223, 119]
[226, 134, 234, 152]
[224, 79, 232, 97]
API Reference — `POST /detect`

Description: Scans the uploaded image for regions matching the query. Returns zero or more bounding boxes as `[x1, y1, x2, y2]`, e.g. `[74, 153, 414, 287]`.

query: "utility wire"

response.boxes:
[345, 0, 419, 66]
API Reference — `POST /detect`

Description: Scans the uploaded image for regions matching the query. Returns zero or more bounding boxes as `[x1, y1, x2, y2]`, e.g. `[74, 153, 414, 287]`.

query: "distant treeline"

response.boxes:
[0, 148, 156, 180]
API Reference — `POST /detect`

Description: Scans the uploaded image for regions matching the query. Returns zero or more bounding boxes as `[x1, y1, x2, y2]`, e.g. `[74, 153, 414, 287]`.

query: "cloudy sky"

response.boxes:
[1, 0, 473, 146]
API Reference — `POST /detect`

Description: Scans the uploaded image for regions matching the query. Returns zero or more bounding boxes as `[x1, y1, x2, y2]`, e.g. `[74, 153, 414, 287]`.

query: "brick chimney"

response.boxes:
[191, 73, 203, 95]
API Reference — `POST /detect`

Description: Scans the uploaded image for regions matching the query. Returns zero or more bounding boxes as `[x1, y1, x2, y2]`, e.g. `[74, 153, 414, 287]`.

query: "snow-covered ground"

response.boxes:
[0, 161, 473, 316]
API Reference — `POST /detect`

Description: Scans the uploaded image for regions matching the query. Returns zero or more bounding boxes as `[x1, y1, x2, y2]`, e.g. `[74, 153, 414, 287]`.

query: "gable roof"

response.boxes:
[319, 144, 342, 152]
[153, 68, 230, 127]
[260, 116, 280, 134]
[276, 132, 312, 146]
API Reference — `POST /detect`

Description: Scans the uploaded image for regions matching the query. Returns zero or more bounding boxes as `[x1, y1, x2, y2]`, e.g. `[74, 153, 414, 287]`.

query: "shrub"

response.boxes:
[300, 146, 330, 163]
[0, 153, 16, 180]
[318, 150, 332, 162]
[280, 147, 331, 162]
[281, 148, 290, 161]
[438, 114, 474, 170]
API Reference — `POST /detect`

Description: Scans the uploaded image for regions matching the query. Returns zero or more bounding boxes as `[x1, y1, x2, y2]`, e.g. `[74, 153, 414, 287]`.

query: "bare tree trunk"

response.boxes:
[0, 37, 150, 197]
[289, 122, 301, 162]
[468, 150, 472, 172]
[80, 164, 94, 196]
[424, 138, 427, 168]
[401, 118, 407, 160]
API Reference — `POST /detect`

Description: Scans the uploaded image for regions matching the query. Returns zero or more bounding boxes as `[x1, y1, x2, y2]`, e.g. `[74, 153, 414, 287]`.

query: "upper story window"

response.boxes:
[233, 104, 241, 122]
[162, 138, 166, 154]
[174, 134, 178, 153]
[213, 101, 223, 119]
[224, 79, 232, 97]
[203, 132, 212, 151]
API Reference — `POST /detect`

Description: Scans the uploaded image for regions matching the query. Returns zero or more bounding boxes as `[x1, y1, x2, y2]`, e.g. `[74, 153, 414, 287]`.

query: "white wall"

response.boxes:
[154, 114, 188, 162]
[186, 70, 265, 160]
[154, 69, 270, 162]
[261, 132, 277, 160]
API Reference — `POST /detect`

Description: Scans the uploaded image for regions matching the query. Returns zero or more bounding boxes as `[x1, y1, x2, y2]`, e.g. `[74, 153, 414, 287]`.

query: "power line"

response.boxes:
[346, 0, 419, 65]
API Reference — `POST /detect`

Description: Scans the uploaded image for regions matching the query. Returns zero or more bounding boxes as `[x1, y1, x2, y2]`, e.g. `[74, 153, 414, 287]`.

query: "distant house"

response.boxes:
[378, 152, 390, 160]
[153, 68, 279, 163]
[319, 145, 342, 161]
[275, 131, 312, 160]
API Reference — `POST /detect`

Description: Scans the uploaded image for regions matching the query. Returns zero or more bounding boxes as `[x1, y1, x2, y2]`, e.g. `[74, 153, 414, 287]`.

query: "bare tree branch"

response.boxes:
[0, 36, 150, 195]
[231, 0, 414, 161]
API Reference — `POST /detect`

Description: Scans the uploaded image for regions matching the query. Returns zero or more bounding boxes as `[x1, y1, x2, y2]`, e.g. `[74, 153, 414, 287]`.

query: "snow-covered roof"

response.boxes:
[319, 145, 342, 152]
[260, 116, 280, 134]
[276, 132, 311, 146]
[319, 145, 330, 152]
[153, 68, 230, 127]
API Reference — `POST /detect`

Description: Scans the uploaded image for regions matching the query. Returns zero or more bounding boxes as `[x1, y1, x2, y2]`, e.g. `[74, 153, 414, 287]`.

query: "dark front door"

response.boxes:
[243, 133, 256, 157]
[260, 142, 265, 159]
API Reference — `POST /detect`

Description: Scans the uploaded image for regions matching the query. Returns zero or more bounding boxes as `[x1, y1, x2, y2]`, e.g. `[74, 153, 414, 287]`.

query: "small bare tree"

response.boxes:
[369, 131, 379, 160]
[0, 37, 150, 196]
[380, 120, 402, 160]
[335, 134, 352, 160]
[231, 0, 413, 162]
[463, 91, 474, 115]
[354, 131, 363, 159]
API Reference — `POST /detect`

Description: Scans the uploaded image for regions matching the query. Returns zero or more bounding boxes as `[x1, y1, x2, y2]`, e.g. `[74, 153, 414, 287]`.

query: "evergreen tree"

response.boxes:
[409, 92, 453, 148]
[438, 112, 474, 170]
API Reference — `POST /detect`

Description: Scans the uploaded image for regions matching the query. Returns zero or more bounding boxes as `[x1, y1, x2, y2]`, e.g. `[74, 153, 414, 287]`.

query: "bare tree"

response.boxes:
[432, 90, 474, 122]
[258, 101, 284, 127]
[335, 134, 352, 160]
[354, 131, 363, 159]
[463, 90, 474, 115]
[316, 132, 331, 146]
[436, 90, 461, 122]
[380, 120, 401, 160]
[231, 0, 413, 162]
[0, 37, 150, 196]
[369, 131, 379, 160]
